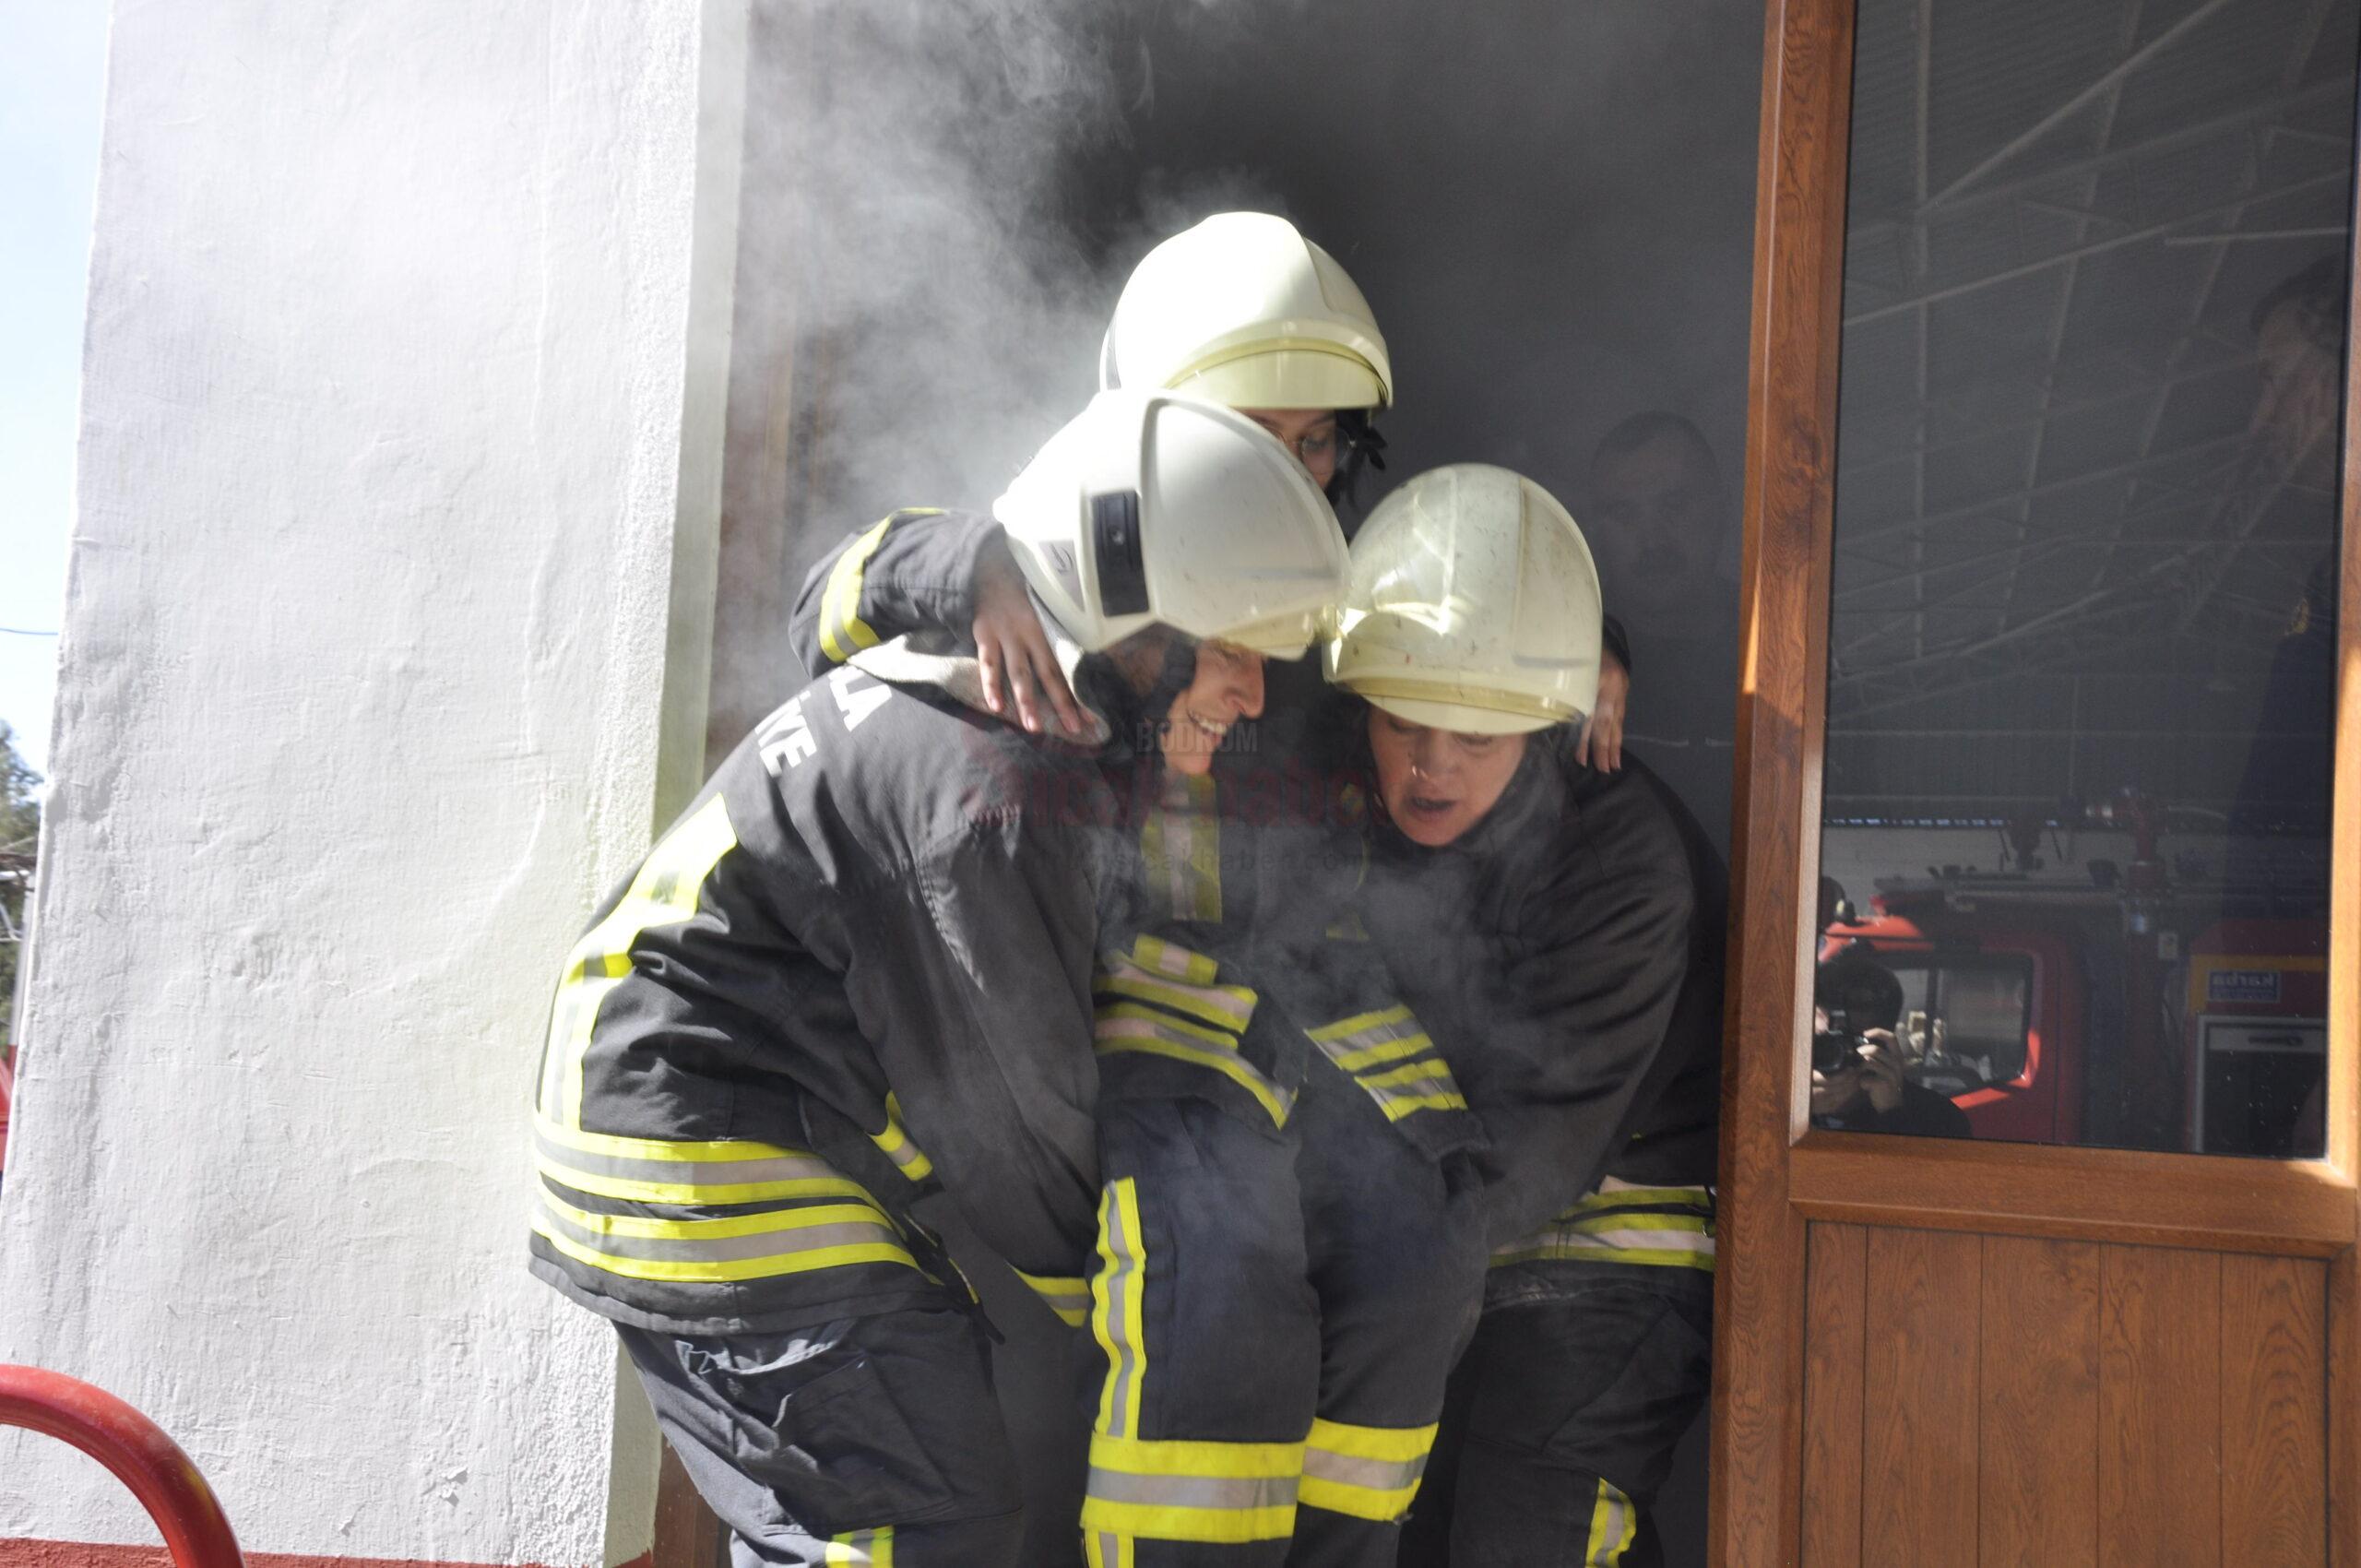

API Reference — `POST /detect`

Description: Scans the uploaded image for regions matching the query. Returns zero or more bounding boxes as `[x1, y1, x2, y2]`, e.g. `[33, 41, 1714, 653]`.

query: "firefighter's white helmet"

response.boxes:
[1324, 464, 1603, 734]
[993, 389, 1349, 657]
[1098, 212, 1393, 412]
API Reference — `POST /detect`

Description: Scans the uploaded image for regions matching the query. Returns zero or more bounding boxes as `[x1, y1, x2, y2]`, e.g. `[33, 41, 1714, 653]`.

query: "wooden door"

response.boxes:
[1714, 1, 2361, 1563]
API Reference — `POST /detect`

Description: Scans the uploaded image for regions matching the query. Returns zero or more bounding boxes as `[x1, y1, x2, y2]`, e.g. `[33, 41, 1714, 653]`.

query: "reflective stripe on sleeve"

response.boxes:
[1015, 1266, 1092, 1327]
[1297, 1417, 1436, 1522]
[1131, 934, 1219, 985]
[1095, 958, 1256, 1034]
[869, 1091, 934, 1182]
[1304, 1002, 1469, 1122]
[1094, 1004, 1295, 1128]
[816, 513, 931, 667]
[1081, 1431, 1302, 1545]
[531, 1190, 917, 1284]
[540, 795, 738, 1128]
[533, 1117, 870, 1206]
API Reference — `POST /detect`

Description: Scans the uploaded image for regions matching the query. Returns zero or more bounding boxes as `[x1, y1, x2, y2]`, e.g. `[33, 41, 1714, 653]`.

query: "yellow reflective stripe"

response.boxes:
[1015, 1267, 1092, 1327]
[1559, 1212, 1712, 1237]
[1570, 1181, 1714, 1214]
[1083, 1533, 1135, 1568]
[1299, 1418, 1435, 1521]
[870, 1092, 934, 1182]
[1083, 1431, 1303, 1543]
[1092, 1180, 1149, 1439]
[1096, 1001, 1237, 1051]
[817, 515, 904, 666]
[1585, 1476, 1638, 1565]
[536, 1190, 883, 1243]
[1330, 1032, 1437, 1073]
[1079, 1497, 1297, 1546]
[1491, 1241, 1716, 1272]
[1089, 1432, 1305, 1478]
[1356, 1058, 1455, 1092]
[1132, 935, 1218, 986]
[544, 796, 738, 1128]
[530, 1210, 916, 1284]
[1306, 1004, 1418, 1045]
[824, 1526, 894, 1565]
[1306, 1417, 1436, 1463]
[534, 1117, 870, 1206]
[1375, 1090, 1471, 1122]
[1095, 969, 1257, 1033]
[1095, 1012, 1293, 1129]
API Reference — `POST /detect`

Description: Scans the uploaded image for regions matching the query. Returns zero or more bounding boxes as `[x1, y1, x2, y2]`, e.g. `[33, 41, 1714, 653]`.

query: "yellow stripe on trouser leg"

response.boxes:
[1296, 1417, 1436, 1522]
[1091, 1180, 1149, 1439]
[1081, 1432, 1302, 1545]
[1083, 1533, 1137, 1568]
[1585, 1477, 1638, 1565]
[825, 1526, 893, 1564]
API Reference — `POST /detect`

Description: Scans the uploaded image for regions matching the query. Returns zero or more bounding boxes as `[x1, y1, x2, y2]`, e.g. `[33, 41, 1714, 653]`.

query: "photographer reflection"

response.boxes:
[1809, 898, 1971, 1139]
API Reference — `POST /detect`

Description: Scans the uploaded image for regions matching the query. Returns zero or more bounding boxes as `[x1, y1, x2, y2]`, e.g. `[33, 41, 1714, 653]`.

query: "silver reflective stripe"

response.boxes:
[1302, 1445, 1428, 1494]
[1086, 1469, 1300, 1512]
[535, 1126, 845, 1193]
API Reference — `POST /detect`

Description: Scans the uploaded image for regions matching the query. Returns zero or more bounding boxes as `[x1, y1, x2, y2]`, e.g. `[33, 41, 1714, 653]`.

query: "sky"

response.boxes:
[0, 3, 109, 784]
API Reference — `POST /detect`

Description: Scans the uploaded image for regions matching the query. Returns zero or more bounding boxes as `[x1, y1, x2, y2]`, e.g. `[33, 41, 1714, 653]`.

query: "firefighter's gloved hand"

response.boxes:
[1575, 649, 1630, 772]
[972, 535, 1086, 739]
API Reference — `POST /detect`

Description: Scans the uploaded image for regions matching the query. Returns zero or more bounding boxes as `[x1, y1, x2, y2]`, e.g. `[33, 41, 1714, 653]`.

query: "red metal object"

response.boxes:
[0, 1365, 244, 1567]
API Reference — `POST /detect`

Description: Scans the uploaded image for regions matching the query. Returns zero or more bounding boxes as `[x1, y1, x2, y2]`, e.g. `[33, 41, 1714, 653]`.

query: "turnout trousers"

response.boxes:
[619, 1305, 1026, 1567]
[1401, 1188, 1716, 1567]
[1081, 1049, 1488, 1567]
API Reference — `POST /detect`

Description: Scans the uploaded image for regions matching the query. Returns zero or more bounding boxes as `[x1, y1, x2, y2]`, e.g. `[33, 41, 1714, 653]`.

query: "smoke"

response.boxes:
[742, 0, 1295, 544]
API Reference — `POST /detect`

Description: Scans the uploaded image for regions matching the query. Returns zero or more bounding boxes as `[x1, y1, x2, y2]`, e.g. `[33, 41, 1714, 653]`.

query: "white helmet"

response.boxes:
[1099, 212, 1393, 412]
[993, 389, 1349, 657]
[1324, 465, 1603, 734]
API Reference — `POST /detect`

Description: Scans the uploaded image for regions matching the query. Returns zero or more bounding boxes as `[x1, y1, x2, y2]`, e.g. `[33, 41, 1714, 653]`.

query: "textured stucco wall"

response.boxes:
[0, 3, 739, 1562]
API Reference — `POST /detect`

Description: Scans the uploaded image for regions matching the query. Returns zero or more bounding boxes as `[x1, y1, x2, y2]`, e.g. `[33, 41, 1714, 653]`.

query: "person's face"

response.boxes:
[2254, 304, 2341, 487]
[1590, 434, 1726, 624]
[1158, 639, 1265, 777]
[1366, 709, 1530, 847]
[1240, 407, 1344, 491]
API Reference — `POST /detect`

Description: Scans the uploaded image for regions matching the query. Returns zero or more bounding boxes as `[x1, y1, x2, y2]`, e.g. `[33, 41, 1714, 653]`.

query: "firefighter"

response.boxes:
[528, 388, 1347, 1568]
[794, 503, 1500, 1564]
[1321, 467, 1723, 1568]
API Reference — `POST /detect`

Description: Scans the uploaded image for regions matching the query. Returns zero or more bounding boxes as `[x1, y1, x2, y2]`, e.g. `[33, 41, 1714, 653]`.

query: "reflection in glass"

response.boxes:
[1815, 0, 2353, 1154]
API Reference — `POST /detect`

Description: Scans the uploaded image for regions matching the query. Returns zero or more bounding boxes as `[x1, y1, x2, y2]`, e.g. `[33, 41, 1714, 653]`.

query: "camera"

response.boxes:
[1811, 1016, 1869, 1075]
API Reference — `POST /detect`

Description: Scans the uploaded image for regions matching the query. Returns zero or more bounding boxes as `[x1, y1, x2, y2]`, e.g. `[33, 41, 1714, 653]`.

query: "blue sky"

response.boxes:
[0, 3, 108, 784]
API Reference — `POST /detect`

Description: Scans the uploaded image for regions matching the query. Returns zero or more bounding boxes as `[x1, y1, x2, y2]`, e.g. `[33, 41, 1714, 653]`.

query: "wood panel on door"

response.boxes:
[1795, 1225, 2326, 1567]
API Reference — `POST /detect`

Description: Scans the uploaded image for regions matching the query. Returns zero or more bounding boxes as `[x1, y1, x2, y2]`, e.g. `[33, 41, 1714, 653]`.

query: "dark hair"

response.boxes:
[1325, 408, 1387, 512]
[2249, 255, 2347, 352]
[1590, 410, 1719, 482]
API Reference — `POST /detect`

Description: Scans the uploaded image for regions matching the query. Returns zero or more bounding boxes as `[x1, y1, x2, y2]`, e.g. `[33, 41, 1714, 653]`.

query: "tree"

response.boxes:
[0, 721, 40, 1054]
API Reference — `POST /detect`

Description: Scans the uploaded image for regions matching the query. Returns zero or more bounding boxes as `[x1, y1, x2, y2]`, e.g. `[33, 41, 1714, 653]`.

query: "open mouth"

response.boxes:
[1401, 792, 1458, 821]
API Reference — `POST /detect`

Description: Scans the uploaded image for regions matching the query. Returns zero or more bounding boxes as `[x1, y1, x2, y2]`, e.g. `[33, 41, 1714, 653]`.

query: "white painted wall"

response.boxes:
[0, 3, 742, 1562]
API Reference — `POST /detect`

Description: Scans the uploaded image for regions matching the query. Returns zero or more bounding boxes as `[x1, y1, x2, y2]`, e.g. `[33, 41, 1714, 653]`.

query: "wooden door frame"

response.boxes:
[1709, 1, 2361, 1563]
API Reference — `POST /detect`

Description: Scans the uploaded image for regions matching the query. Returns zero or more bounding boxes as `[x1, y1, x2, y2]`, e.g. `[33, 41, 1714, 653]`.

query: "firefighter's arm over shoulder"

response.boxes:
[791, 507, 1085, 735]
[837, 812, 1106, 1299]
[1469, 828, 1694, 1250]
[792, 508, 1001, 676]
